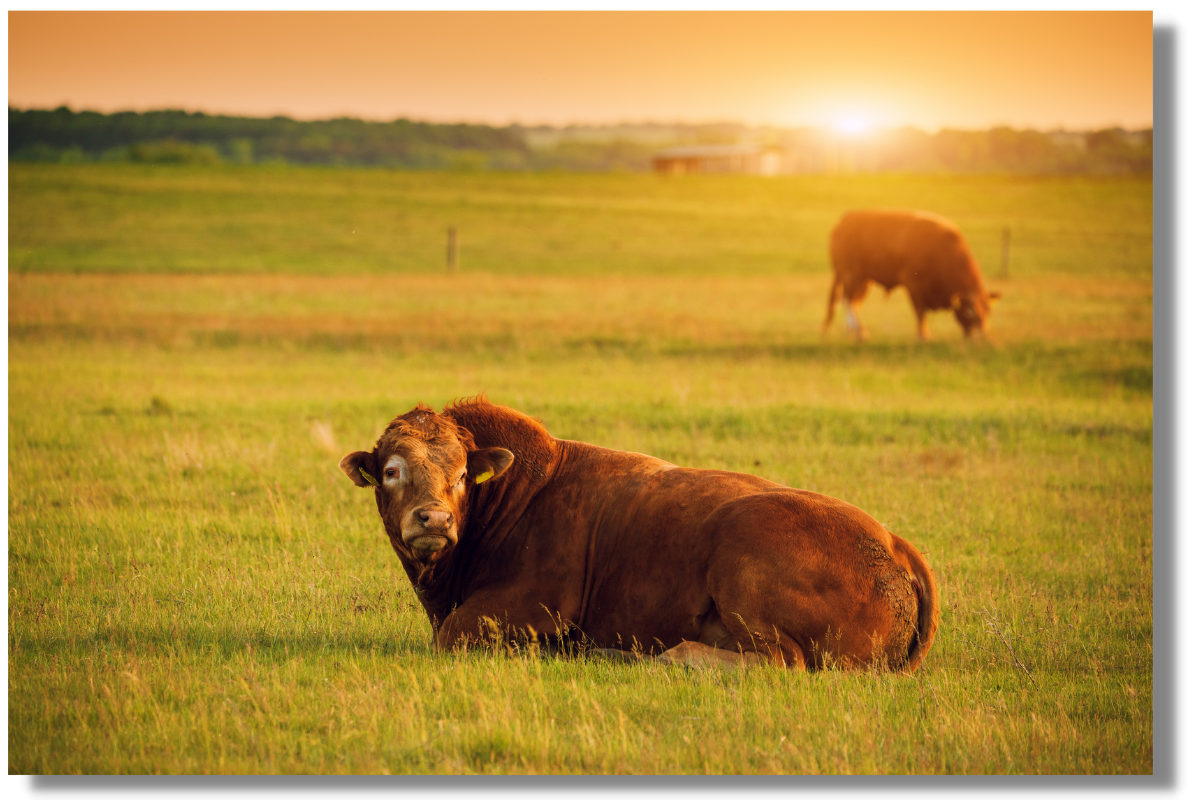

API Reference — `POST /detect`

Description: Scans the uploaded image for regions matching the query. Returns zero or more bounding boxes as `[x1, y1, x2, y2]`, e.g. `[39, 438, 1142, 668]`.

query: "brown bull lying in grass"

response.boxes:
[341, 398, 939, 671]
[824, 208, 1001, 341]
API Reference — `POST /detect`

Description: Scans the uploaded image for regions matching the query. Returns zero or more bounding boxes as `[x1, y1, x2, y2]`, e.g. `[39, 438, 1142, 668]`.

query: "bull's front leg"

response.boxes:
[915, 308, 931, 341]
[433, 590, 578, 654]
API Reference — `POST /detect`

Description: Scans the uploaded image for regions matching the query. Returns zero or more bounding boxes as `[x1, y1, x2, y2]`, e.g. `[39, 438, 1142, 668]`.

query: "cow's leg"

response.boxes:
[690, 582, 810, 667]
[822, 276, 842, 333]
[843, 300, 859, 333]
[434, 590, 575, 653]
[846, 300, 869, 342]
[915, 309, 931, 342]
[657, 640, 770, 669]
[845, 281, 871, 341]
[707, 608, 810, 668]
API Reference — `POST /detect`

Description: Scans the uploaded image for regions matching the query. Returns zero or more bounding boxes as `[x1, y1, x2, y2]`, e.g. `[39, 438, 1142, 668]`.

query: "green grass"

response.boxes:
[9, 164, 1151, 279]
[7, 165, 1152, 774]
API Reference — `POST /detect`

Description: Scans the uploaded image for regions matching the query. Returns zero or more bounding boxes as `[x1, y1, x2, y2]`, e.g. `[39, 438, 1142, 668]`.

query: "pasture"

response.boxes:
[8, 165, 1153, 774]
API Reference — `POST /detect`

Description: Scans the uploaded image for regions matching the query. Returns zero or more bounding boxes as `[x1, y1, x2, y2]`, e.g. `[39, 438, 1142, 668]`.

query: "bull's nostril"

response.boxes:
[416, 508, 452, 528]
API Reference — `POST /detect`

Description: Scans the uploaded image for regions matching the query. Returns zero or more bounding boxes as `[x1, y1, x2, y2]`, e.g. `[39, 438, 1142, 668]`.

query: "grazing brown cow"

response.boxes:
[341, 398, 939, 671]
[823, 208, 1001, 341]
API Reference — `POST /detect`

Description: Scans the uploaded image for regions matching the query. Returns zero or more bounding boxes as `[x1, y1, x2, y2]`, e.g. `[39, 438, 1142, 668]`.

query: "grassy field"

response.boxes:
[9, 163, 1151, 279]
[8, 165, 1153, 774]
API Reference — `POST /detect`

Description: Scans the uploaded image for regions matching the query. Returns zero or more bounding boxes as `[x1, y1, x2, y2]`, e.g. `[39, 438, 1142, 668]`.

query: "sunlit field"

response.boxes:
[9, 164, 1150, 280]
[8, 165, 1152, 774]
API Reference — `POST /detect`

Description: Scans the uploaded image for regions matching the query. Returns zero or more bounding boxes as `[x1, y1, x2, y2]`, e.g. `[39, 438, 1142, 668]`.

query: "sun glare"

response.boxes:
[836, 116, 871, 137]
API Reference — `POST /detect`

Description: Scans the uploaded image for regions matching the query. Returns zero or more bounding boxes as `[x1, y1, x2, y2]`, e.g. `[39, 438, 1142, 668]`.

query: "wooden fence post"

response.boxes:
[447, 226, 458, 275]
[1000, 226, 1011, 279]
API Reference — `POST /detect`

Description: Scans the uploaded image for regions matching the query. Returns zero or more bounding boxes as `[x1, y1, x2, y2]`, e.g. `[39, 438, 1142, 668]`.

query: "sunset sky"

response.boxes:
[8, 10, 1153, 131]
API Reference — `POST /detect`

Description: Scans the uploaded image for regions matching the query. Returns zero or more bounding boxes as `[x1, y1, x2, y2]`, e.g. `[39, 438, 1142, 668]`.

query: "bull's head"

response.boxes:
[339, 405, 513, 561]
[950, 290, 1002, 337]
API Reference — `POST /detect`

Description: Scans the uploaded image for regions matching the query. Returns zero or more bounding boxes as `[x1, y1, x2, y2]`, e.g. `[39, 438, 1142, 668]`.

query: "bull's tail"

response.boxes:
[890, 534, 940, 673]
[822, 274, 843, 333]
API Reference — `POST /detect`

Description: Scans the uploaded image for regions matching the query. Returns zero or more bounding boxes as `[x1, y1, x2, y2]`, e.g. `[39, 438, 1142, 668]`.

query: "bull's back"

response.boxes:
[831, 209, 976, 298]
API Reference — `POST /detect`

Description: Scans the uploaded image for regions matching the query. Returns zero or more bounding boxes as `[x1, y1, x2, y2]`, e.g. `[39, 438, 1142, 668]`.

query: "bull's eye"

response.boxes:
[386, 468, 397, 478]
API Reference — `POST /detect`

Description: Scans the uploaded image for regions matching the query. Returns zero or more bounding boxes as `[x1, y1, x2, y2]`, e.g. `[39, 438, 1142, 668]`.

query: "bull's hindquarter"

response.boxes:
[437, 439, 930, 670]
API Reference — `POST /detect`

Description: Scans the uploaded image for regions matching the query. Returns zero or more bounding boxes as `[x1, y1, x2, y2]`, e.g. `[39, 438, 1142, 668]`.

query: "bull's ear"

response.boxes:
[469, 447, 515, 484]
[950, 292, 963, 310]
[989, 290, 1002, 300]
[340, 451, 379, 488]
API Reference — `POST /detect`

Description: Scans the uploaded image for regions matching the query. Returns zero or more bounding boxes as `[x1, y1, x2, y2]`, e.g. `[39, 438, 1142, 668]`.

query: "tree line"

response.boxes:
[8, 106, 531, 169]
[9, 106, 1151, 175]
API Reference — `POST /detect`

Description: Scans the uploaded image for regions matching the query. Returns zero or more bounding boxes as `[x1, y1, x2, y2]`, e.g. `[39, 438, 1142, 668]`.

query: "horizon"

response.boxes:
[9, 11, 1153, 132]
[6, 105, 1152, 136]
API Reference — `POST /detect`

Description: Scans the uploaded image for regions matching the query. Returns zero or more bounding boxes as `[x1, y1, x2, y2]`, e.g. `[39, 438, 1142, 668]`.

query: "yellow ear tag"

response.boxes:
[474, 470, 494, 484]
[359, 467, 380, 487]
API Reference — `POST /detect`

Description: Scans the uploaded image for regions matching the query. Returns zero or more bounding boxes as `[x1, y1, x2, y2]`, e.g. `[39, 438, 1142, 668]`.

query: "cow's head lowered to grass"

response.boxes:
[340, 404, 513, 561]
[950, 289, 1002, 337]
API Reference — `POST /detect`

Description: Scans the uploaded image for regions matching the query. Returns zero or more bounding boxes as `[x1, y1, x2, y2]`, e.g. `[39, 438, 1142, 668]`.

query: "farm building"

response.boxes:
[651, 144, 782, 176]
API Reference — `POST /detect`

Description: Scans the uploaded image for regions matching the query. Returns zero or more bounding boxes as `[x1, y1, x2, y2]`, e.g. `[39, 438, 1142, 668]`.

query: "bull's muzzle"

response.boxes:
[405, 505, 457, 554]
[417, 508, 452, 528]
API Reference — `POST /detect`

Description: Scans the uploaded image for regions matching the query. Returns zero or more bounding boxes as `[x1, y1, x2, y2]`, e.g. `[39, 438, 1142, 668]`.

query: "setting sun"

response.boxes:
[835, 116, 873, 137]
